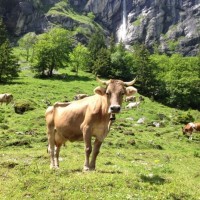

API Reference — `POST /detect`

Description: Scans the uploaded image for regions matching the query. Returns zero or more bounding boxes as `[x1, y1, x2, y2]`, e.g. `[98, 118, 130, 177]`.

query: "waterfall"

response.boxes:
[117, 0, 127, 42]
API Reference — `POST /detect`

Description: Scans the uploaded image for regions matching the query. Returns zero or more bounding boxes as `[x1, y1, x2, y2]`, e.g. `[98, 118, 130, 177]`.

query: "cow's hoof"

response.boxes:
[83, 166, 90, 172]
[83, 166, 95, 172]
[50, 165, 59, 170]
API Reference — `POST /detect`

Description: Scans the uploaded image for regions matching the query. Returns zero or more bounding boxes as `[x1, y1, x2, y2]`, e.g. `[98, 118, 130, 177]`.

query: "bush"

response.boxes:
[173, 112, 194, 124]
[14, 100, 36, 114]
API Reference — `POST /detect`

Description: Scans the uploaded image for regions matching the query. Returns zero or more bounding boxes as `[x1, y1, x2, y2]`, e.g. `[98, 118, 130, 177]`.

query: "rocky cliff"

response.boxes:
[0, 0, 199, 56]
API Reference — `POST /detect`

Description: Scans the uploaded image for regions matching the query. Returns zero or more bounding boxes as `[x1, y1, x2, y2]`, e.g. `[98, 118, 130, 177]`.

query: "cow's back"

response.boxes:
[53, 95, 110, 142]
[195, 123, 200, 131]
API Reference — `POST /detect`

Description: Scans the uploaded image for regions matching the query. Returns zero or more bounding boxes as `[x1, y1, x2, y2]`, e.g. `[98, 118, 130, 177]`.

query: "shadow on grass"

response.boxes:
[140, 174, 166, 185]
[97, 169, 123, 174]
[37, 74, 93, 82]
[0, 79, 25, 85]
[65, 168, 123, 174]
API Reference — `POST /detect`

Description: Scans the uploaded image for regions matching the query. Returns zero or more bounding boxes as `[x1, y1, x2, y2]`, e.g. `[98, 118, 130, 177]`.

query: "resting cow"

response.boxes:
[182, 122, 200, 140]
[45, 77, 137, 170]
[126, 101, 140, 109]
[0, 93, 13, 105]
[74, 94, 88, 100]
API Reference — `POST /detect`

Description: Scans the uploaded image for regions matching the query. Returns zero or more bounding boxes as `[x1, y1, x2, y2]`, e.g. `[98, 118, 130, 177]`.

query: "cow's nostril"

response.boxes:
[110, 105, 121, 112]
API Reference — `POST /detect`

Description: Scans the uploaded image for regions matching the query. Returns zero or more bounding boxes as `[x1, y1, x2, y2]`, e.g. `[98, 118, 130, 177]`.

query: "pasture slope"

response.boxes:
[0, 69, 200, 200]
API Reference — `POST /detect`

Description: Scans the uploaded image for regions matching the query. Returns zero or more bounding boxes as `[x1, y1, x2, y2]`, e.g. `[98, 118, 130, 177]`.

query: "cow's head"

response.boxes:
[182, 125, 192, 138]
[94, 77, 137, 113]
[182, 126, 187, 135]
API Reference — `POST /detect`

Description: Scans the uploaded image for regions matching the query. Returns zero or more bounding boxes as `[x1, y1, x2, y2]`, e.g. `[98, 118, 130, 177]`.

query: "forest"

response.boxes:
[0, 17, 199, 110]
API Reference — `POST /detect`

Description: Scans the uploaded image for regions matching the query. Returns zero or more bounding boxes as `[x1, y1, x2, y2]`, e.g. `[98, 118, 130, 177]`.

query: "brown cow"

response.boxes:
[0, 93, 13, 105]
[182, 122, 200, 140]
[74, 94, 88, 100]
[45, 78, 137, 170]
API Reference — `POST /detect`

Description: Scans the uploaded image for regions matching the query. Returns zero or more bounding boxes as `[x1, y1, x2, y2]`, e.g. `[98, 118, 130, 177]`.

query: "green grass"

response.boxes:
[0, 67, 200, 199]
[47, 1, 102, 32]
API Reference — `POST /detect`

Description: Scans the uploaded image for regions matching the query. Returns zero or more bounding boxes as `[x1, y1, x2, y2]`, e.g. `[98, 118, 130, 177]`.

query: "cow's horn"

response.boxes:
[96, 77, 108, 85]
[124, 77, 137, 86]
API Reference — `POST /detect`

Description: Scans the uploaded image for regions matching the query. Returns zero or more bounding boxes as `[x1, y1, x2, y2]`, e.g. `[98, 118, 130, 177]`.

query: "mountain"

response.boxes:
[0, 0, 199, 56]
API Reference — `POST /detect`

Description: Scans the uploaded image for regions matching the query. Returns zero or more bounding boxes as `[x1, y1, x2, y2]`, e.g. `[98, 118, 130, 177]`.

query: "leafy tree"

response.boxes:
[0, 18, 19, 83]
[150, 53, 200, 109]
[18, 32, 37, 61]
[164, 54, 200, 109]
[32, 27, 73, 77]
[69, 43, 90, 75]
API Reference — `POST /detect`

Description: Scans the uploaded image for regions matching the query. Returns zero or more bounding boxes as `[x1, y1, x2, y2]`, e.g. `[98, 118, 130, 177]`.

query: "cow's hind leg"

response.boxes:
[47, 127, 56, 169]
[54, 144, 62, 168]
[89, 138, 102, 170]
[83, 131, 92, 171]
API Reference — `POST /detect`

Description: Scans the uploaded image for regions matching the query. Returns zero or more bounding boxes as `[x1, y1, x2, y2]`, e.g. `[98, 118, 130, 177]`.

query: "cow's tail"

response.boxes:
[45, 106, 55, 154]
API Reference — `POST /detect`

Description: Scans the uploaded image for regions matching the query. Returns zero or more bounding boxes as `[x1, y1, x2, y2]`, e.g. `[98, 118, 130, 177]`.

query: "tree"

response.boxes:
[150, 53, 200, 109]
[110, 41, 135, 80]
[32, 27, 73, 77]
[18, 32, 37, 61]
[69, 43, 90, 75]
[132, 43, 156, 95]
[87, 30, 106, 72]
[0, 18, 19, 82]
[93, 47, 111, 77]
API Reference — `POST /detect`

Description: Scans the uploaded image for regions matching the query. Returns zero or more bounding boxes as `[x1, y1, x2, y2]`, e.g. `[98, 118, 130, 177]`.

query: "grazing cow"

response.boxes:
[125, 95, 136, 102]
[45, 77, 137, 170]
[153, 122, 160, 127]
[182, 122, 200, 140]
[126, 101, 140, 109]
[137, 117, 145, 124]
[0, 93, 13, 105]
[74, 94, 88, 100]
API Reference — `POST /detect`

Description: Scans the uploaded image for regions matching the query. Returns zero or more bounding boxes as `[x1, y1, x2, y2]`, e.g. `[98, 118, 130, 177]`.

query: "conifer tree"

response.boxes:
[0, 18, 19, 82]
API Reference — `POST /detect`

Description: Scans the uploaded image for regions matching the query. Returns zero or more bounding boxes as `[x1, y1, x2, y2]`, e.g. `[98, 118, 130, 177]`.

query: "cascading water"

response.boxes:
[117, 0, 127, 42]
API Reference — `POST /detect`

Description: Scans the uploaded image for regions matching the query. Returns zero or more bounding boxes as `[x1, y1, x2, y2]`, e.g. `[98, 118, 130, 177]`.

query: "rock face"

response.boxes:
[84, 0, 200, 56]
[0, 0, 199, 56]
[0, 0, 59, 35]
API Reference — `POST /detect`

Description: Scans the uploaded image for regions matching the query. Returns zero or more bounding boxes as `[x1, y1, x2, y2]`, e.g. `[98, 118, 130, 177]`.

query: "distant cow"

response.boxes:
[125, 96, 136, 102]
[126, 101, 140, 109]
[0, 93, 13, 105]
[137, 117, 145, 124]
[153, 122, 160, 127]
[182, 122, 200, 140]
[74, 94, 88, 100]
[45, 77, 137, 170]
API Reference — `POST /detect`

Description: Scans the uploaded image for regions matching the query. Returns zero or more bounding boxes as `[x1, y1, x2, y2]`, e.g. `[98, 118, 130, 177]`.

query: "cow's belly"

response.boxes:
[91, 123, 109, 142]
[55, 120, 83, 142]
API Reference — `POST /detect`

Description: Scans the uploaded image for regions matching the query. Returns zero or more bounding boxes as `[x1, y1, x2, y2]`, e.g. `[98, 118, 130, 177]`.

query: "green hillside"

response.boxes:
[0, 68, 200, 199]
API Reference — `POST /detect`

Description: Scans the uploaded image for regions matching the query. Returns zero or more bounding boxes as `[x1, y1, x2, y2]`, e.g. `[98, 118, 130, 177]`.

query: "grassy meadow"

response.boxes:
[0, 67, 200, 200]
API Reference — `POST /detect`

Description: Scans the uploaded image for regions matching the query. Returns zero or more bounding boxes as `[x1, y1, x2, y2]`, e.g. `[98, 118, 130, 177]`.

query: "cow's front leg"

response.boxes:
[90, 138, 102, 170]
[83, 130, 92, 171]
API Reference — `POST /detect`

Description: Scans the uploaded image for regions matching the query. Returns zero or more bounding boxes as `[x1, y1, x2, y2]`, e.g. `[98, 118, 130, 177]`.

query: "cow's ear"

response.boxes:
[94, 86, 106, 96]
[126, 86, 137, 96]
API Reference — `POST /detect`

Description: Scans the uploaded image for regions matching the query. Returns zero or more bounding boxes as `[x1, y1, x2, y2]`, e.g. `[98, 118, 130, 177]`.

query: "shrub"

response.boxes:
[173, 112, 194, 124]
[14, 100, 36, 114]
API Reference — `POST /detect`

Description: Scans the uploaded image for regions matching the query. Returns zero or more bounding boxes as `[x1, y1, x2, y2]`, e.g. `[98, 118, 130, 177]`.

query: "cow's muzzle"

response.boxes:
[109, 105, 121, 113]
